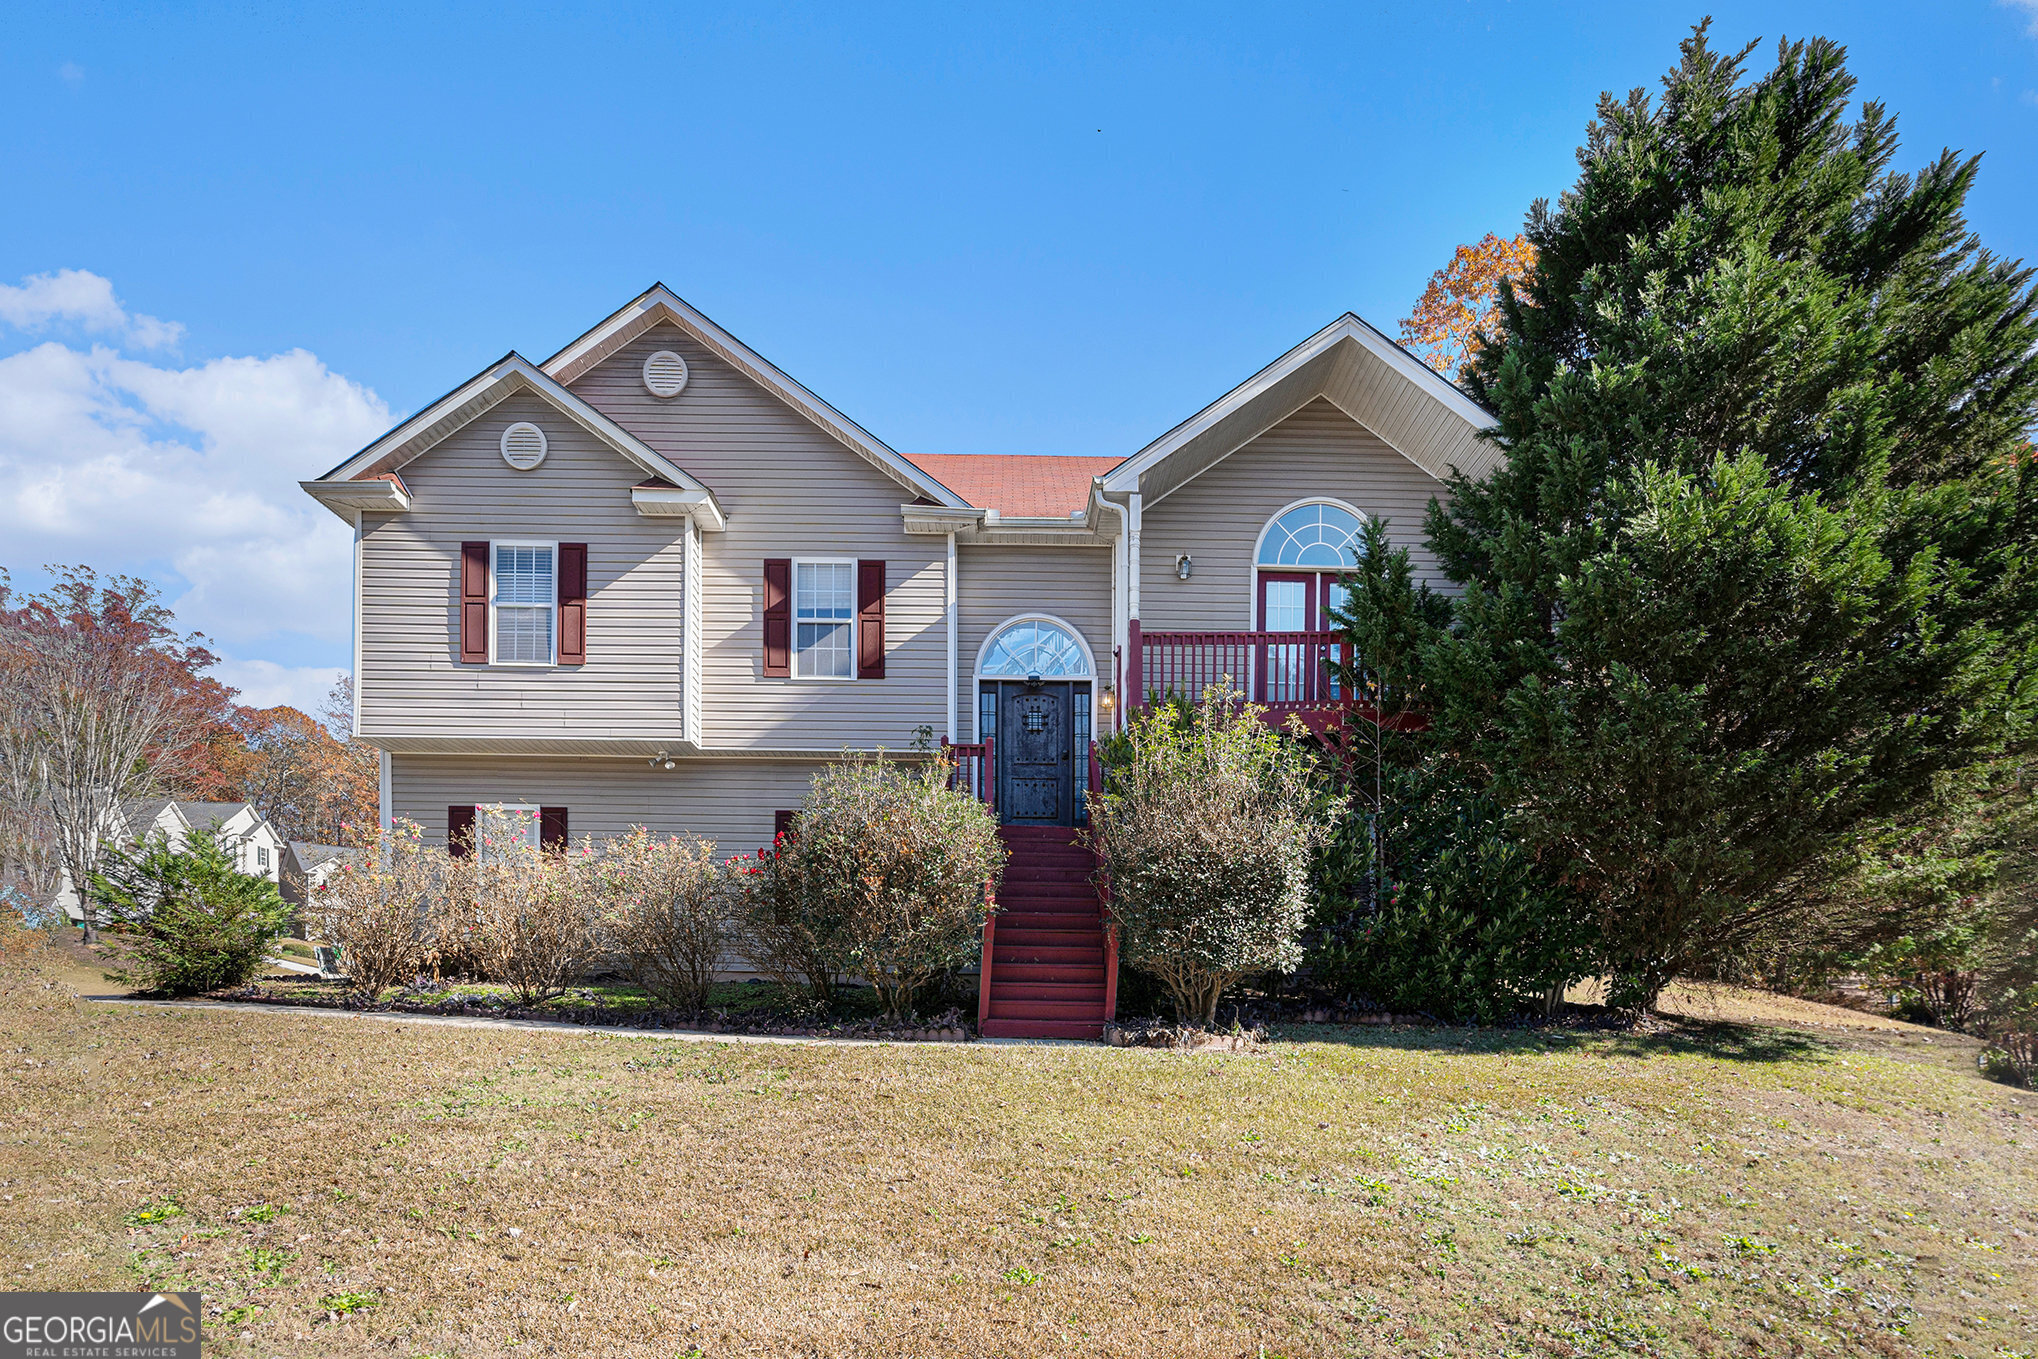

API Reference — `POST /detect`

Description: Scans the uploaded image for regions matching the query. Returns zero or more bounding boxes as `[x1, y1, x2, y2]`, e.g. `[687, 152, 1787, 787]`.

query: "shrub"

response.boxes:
[734, 834, 840, 1011]
[1308, 771, 1596, 1022]
[1980, 987, 2038, 1088]
[595, 827, 732, 1014]
[1090, 683, 1333, 1024]
[91, 827, 290, 996]
[789, 755, 1004, 1019]
[302, 820, 442, 1001]
[467, 808, 603, 1007]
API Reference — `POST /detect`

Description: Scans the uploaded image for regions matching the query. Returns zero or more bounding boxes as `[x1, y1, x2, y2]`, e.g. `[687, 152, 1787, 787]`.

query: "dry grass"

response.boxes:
[3, 943, 2033, 1357]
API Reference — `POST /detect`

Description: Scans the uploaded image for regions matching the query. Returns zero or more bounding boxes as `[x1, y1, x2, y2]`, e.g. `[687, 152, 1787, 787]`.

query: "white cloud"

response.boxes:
[210, 658, 348, 714]
[0, 269, 184, 349]
[2008, 0, 2038, 36]
[0, 273, 392, 665]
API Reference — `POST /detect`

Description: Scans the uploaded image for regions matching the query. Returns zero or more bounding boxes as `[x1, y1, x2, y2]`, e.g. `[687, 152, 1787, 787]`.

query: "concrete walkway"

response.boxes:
[82, 995, 1087, 1048]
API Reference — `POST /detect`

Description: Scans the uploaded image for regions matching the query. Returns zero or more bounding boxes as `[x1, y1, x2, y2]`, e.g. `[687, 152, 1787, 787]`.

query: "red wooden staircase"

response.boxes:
[979, 826, 1117, 1040]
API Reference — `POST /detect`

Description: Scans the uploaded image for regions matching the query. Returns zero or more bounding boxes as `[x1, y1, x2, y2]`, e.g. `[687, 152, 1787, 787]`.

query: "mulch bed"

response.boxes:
[212, 983, 977, 1042]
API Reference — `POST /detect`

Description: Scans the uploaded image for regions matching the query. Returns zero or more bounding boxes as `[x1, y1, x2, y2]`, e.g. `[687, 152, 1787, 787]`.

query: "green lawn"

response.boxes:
[3, 948, 2030, 1357]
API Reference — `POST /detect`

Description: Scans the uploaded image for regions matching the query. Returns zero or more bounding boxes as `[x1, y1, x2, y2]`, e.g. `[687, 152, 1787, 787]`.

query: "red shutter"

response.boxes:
[857, 559, 886, 679]
[773, 809, 797, 846]
[460, 542, 490, 664]
[557, 543, 587, 666]
[448, 805, 476, 858]
[762, 558, 791, 677]
[540, 806, 569, 854]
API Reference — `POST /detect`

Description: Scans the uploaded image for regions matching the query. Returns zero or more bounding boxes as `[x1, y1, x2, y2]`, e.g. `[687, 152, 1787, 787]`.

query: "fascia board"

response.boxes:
[1101, 315, 1496, 495]
[901, 505, 985, 535]
[541, 285, 973, 510]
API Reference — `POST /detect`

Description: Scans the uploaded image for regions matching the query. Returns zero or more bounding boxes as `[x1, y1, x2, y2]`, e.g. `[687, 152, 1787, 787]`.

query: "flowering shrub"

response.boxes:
[466, 807, 602, 1007]
[739, 755, 1004, 1019]
[303, 819, 442, 1000]
[595, 827, 732, 1014]
[1090, 683, 1335, 1024]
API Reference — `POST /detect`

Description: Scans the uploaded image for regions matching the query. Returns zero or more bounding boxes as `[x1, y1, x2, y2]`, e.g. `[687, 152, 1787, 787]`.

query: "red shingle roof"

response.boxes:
[906, 453, 1121, 518]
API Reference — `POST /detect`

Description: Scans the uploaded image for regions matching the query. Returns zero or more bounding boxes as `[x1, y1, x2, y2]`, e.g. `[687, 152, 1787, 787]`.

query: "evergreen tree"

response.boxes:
[1351, 26, 2038, 1010]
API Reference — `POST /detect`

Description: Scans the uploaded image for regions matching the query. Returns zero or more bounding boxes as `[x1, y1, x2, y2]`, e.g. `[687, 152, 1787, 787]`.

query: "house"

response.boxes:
[280, 840, 352, 907]
[300, 285, 1496, 1035]
[54, 800, 288, 924]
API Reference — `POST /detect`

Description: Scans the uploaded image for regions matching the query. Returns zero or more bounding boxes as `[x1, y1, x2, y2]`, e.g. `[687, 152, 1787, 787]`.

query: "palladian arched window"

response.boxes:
[1253, 500, 1364, 703]
[977, 618, 1092, 678]
[1255, 501, 1365, 569]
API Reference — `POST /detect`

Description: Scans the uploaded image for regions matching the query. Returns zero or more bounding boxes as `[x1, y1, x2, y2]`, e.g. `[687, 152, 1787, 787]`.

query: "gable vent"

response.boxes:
[642, 350, 689, 398]
[499, 421, 548, 470]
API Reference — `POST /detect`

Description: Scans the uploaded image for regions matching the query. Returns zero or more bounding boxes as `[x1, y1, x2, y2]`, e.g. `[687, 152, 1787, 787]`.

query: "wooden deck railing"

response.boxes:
[942, 737, 994, 810]
[1131, 626, 1349, 712]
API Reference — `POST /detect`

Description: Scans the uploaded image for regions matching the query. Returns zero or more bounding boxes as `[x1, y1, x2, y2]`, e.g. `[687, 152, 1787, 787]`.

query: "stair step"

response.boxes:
[993, 962, 1104, 984]
[991, 980, 1106, 1002]
[993, 909, 1097, 929]
[980, 1018, 1104, 1040]
[988, 997, 1108, 1021]
[994, 945, 1103, 967]
[996, 926, 1102, 947]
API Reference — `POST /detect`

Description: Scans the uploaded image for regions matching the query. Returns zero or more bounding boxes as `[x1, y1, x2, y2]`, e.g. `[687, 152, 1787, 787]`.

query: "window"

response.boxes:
[794, 560, 856, 679]
[1256, 502, 1364, 569]
[494, 543, 555, 664]
[476, 804, 541, 864]
[978, 619, 1091, 678]
[256, 845, 270, 871]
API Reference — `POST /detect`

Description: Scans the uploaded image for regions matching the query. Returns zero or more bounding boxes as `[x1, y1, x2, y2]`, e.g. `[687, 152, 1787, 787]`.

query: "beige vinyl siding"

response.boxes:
[1139, 398, 1450, 631]
[390, 753, 831, 852]
[569, 324, 948, 750]
[958, 545, 1112, 738]
[357, 391, 688, 741]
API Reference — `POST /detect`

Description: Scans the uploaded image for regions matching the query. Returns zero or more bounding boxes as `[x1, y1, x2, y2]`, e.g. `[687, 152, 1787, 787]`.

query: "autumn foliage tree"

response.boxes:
[1399, 232, 1538, 377]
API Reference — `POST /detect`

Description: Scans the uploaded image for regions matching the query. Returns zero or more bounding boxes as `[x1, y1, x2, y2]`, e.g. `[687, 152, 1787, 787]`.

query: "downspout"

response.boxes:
[1096, 493, 1130, 731]
[945, 530, 959, 743]
[378, 750, 392, 830]
[1126, 491, 1143, 717]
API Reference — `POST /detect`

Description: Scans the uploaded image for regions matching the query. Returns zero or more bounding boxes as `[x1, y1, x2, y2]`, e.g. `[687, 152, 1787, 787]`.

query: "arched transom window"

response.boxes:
[979, 618, 1091, 677]
[1256, 501, 1364, 569]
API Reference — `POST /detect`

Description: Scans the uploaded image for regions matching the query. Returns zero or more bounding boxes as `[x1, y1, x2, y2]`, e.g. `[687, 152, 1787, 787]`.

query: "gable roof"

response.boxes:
[173, 801, 259, 830]
[302, 353, 726, 529]
[540, 285, 971, 510]
[1100, 314, 1499, 503]
[905, 454, 1119, 519]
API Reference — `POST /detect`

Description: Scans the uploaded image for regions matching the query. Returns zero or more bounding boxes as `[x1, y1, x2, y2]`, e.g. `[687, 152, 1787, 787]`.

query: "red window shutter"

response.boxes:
[857, 559, 886, 679]
[448, 805, 476, 858]
[773, 809, 796, 846]
[540, 806, 569, 854]
[557, 543, 588, 665]
[762, 558, 791, 678]
[459, 542, 490, 664]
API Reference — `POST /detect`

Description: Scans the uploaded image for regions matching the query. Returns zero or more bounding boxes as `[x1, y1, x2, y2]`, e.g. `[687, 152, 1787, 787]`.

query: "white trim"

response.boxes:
[1099, 314, 1495, 496]
[351, 510, 363, 739]
[489, 539, 559, 667]
[945, 532, 958, 742]
[683, 516, 703, 748]
[539, 285, 972, 509]
[972, 612, 1098, 682]
[307, 354, 725, 524]
[1248, 497, 1371, 629]
[378, 750, 392, 830]
[790, 556, 859, 682]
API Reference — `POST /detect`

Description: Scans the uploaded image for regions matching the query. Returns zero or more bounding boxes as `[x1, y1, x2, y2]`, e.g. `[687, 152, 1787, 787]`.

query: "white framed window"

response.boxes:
[793, 558, 856, 680]
[476, 803, 541, 864]
[256, 845, 270, 871]
[492, 541, 556, 665]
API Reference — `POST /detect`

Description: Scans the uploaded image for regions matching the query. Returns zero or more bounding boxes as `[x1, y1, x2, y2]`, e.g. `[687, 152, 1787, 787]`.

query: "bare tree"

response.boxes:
[0, 568, 235, 940]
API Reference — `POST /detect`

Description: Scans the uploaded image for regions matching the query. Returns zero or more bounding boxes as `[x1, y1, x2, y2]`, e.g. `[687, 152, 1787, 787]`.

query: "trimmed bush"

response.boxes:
[595, 828, 733, 1014]
[1090, 683, 1333, 1024]
[467, 807, 603, 1007]
[303, 820, 441, 1001]
[92, 827, 290, 996]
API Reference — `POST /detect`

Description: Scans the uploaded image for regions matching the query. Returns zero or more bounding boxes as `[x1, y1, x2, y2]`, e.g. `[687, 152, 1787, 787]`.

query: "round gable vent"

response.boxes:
[643, 350, 689, 398]
[499, 421, 548, 470]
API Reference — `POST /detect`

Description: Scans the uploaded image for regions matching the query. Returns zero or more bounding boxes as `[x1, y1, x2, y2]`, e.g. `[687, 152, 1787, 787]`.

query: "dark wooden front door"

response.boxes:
[997, 683, 1072, 825]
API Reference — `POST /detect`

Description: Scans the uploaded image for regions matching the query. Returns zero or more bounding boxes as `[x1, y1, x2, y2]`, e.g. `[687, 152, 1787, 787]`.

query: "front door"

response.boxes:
[997, 683, 1072, 825]
[1256, 572, 1351, 703]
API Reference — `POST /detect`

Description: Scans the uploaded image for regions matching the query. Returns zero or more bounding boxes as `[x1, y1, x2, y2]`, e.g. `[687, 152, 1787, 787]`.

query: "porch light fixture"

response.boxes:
[1099, 685, 1115, 712]
[1175, 553, 1192, 580]
[648, 750, 678, 771]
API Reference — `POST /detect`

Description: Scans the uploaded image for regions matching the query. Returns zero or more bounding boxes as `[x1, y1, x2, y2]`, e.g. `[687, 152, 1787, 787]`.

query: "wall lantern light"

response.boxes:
[1175, 554, 1192, 580]
[1099, 685, 1115, 712]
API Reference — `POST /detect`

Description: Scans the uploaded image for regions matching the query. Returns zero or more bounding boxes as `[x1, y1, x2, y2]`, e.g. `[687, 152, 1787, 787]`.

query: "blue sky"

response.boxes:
[4, 1, 2035, 708]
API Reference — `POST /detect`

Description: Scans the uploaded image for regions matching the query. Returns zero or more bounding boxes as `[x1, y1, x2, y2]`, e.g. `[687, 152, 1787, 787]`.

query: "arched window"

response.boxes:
[978, 618, 1092, 677]
[1256, 501, 1365, 569]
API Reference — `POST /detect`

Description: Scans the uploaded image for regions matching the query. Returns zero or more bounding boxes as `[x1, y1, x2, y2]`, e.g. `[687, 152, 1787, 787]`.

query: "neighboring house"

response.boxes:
[300, 285, 1496, 1034]
[280, 841, 352, 907]
[53, 800, 287, 924]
